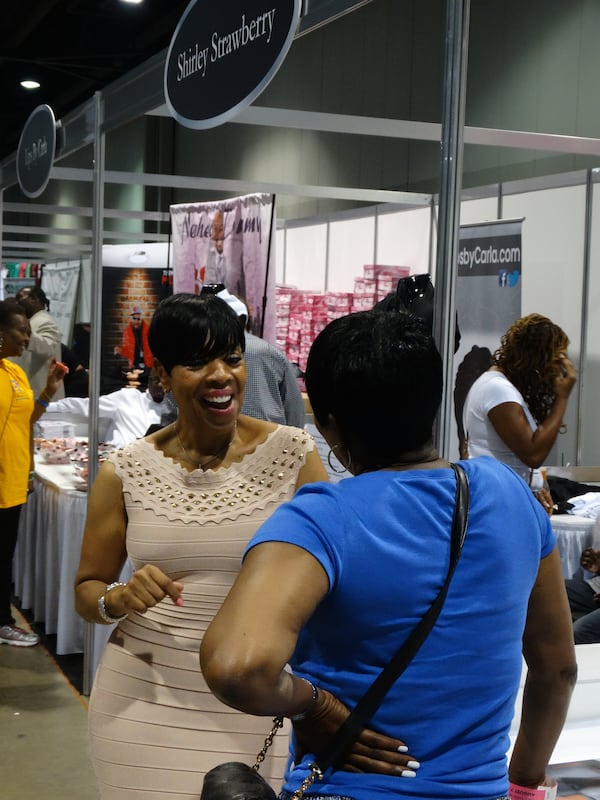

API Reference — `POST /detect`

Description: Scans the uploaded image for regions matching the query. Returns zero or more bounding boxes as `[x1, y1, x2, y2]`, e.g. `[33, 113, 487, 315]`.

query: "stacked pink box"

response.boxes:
[351, 278, 377, 312]
[306, 293, 328, 338]
[287, 292, 329, 371]
[273, 268, 411, 371]
[325, 291, 353, 320]
[286, 303, 303, 365]
[275, 284, 298, 352]
[363, 265, 411, 301]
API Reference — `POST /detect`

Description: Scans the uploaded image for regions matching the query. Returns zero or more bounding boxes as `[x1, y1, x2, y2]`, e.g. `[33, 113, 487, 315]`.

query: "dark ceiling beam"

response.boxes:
[6, 0, 64, 48]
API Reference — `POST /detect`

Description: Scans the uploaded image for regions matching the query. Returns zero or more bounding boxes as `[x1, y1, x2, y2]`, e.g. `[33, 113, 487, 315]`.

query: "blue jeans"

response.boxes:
[279, 794, 354, 800]
[566, 576, 600, 643]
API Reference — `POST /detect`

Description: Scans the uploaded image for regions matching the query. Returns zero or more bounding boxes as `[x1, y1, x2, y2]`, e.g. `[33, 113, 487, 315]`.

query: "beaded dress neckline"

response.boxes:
[109, 426, 312, 525]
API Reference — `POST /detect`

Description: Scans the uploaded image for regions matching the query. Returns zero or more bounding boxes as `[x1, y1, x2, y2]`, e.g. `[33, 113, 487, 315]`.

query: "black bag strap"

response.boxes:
[317, 462, 470, 773]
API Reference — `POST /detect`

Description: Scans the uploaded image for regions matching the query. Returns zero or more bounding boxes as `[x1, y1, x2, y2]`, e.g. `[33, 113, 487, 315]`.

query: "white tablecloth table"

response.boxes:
[14, 462, 88, 655]
[12, 458, 597, 691]
[551, 513, 597, 578]
[13, 459, 130, 686]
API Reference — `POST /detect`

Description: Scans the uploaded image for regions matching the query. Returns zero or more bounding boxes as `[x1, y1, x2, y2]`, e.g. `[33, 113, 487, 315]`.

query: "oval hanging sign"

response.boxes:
[165, 0, 301, 129]
[16, 104, 57, 199]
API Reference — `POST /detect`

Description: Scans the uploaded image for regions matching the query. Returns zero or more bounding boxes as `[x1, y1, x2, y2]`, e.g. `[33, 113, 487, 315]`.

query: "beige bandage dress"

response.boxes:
[89, 426, 313, 799]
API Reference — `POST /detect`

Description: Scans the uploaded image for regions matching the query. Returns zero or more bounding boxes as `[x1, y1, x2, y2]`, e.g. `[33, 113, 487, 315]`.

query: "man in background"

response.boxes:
[217, 289, 305, 428]
[12, 285, 64, 399]
[114, 304, 153, 387]
[60, 343, 89, 397]
[565, 544, 600, 644]
[204, 209, 226, 286]
[43, 369, 166, 447]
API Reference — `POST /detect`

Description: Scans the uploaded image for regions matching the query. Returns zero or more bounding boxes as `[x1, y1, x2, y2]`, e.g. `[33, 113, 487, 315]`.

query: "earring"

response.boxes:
[0, 332, 4, 354]
[327, 442, 351, 474]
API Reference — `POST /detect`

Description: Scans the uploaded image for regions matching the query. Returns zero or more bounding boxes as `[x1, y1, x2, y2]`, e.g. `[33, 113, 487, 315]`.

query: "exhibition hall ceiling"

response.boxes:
[0, 0, 189, 163]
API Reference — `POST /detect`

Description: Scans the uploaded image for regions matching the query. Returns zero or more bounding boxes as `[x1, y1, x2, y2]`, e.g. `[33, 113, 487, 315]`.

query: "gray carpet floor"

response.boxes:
[0, 607, 99, 799]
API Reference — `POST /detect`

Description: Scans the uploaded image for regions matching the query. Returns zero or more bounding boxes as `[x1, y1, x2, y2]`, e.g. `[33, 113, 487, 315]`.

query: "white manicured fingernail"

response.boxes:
[401, 769, 417, 778]
[397, 745, 408, 752]
[407, 760, 420, 769]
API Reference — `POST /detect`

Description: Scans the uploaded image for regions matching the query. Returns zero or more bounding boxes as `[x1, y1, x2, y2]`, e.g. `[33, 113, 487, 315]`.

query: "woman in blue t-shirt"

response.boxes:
[201, 310, 576, 800]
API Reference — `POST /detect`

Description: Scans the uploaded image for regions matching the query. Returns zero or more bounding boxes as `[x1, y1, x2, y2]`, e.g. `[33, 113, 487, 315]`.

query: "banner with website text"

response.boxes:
[450, 218, 523, 460]
[170, 193, 276, 342]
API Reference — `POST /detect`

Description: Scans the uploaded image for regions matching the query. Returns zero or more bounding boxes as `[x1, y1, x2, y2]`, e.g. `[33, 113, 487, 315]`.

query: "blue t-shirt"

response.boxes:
[246, 457, 555, 800]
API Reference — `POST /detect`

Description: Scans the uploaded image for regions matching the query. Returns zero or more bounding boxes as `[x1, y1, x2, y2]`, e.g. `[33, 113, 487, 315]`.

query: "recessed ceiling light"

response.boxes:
[120, 0, 144, 4]
[20, 80, 41, 90]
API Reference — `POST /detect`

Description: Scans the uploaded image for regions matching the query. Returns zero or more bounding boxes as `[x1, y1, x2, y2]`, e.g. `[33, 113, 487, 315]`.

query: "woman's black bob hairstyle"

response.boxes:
[305, 310, 443, 466]
[148, 293, 245, 374]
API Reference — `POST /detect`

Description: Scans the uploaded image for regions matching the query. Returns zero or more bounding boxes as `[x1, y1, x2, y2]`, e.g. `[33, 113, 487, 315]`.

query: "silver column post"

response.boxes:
[434, 0, 470, 458]
[576, 169, 593, 464]
[82, 91, 106, 696]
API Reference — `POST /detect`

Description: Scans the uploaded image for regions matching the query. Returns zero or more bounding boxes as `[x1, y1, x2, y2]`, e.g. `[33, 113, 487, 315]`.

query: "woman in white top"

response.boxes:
[463, 314, 577, 504]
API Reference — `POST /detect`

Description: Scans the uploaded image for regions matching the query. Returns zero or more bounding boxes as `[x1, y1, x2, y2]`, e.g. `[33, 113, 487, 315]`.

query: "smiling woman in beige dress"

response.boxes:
[74, 293, 327, 799]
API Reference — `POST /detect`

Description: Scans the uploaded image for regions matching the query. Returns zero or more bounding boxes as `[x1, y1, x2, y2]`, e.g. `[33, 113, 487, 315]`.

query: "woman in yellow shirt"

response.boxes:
[0, 298, 66, 646]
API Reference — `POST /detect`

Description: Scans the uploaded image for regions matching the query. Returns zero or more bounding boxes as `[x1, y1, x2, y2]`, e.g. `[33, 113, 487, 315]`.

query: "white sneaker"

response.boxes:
[0, 624, 40, 647]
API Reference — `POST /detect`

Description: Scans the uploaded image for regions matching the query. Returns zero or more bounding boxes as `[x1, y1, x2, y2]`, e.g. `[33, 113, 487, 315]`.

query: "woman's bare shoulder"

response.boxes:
[237, 414, 277, 445]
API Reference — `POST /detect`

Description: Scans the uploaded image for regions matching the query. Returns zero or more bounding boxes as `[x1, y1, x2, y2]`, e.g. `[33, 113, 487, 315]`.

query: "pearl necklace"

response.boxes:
[175, 423, 237, 471]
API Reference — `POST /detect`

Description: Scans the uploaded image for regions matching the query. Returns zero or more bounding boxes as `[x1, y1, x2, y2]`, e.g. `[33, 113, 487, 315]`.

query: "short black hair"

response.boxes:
[0, 298, 27, 326]
[305, 310, 443, 465]
[17, 285, 50, 309]
[148, 293, 245, 374]
[30, 286, 49, 309]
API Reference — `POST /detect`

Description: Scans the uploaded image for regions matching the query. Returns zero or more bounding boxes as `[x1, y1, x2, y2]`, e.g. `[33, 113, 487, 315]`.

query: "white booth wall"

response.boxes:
[584, 183, 600, 465]
[275, 174, 598, 465]
[276, 205, 431, 291]
[328, 214, 377, 293]
[278, 222, 329, 291]
[376, 207, 432, 275]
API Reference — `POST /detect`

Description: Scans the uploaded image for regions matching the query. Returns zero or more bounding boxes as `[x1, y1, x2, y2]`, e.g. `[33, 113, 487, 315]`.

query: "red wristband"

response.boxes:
[508, 782, 557, 800]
